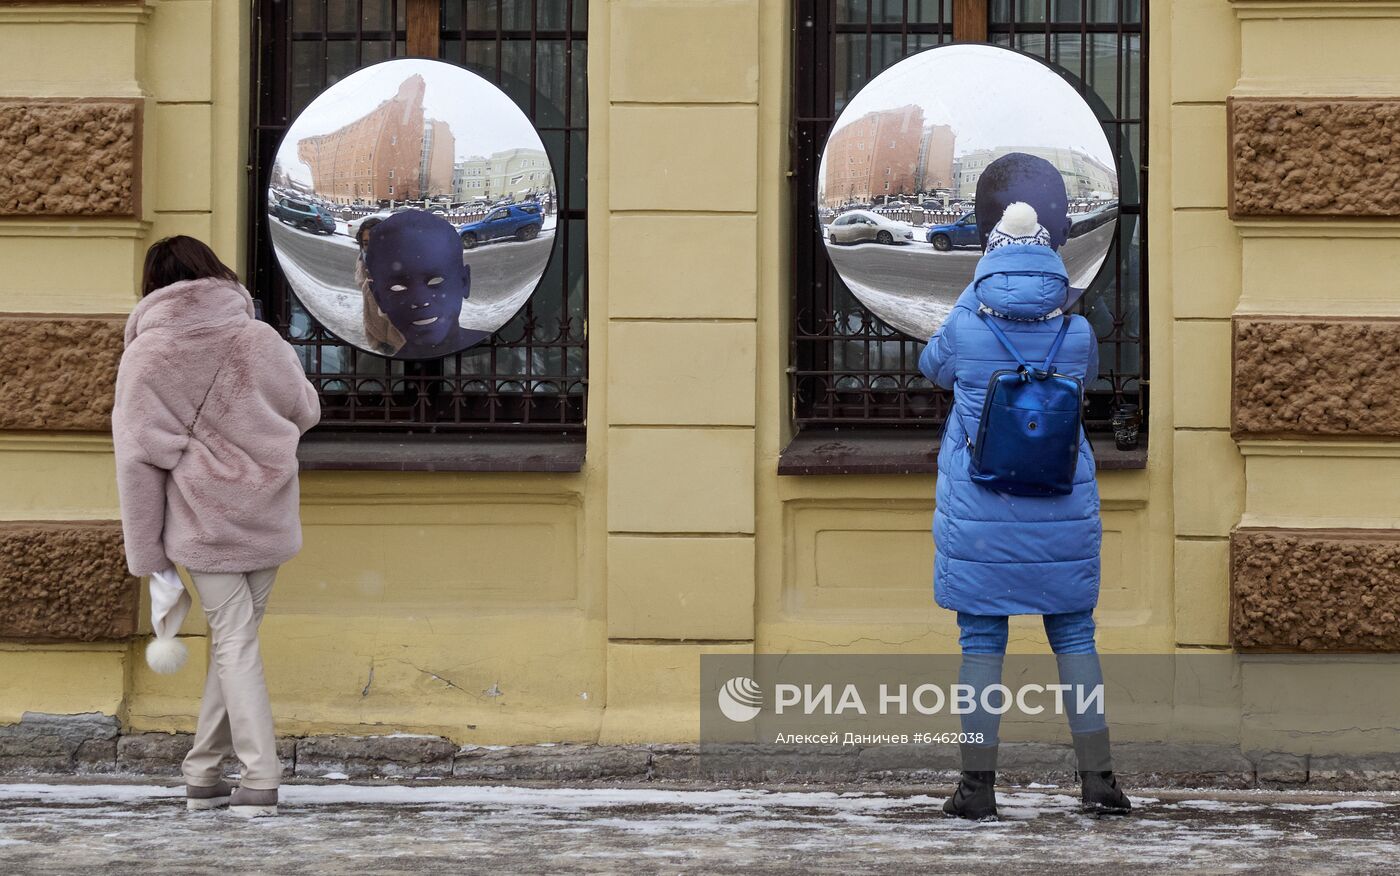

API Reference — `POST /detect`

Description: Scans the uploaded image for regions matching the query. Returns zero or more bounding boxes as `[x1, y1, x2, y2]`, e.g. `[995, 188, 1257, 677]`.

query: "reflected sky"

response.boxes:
[277, 58, 549, 187]
[825, 44, 1114, 163]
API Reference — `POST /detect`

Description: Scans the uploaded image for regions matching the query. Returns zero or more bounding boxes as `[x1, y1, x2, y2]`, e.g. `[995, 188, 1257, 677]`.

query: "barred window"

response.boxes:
[791, 0, 1145, 432]
[250, 0, 588, 433]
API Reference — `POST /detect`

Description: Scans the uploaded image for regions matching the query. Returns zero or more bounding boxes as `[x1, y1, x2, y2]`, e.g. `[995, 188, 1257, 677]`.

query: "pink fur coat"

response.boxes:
[112, 278, 320, 576]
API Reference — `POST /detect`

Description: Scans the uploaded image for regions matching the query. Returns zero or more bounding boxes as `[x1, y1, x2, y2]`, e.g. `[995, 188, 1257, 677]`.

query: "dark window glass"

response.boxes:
[251, 0, 587, 432]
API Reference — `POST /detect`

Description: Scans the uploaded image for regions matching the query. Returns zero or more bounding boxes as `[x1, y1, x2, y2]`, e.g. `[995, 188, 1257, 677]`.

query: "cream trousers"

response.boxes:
[181, 567, 281, 790]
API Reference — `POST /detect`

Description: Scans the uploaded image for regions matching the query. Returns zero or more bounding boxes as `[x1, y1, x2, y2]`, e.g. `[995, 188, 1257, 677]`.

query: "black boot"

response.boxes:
[942, 743, 999, 821]
[1080, 770, 1131, 816]
[1072, 729, 1131, 816]
[942, 771, 998, 820]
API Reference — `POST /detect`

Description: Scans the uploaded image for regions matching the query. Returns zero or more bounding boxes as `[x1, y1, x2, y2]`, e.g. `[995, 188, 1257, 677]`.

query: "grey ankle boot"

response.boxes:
[185, 779, 233, 811]
[230, 786, 279, 818]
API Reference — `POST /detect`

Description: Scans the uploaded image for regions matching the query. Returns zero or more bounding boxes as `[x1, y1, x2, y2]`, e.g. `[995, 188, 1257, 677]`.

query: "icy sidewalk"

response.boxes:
[0, 782, 1396, 874]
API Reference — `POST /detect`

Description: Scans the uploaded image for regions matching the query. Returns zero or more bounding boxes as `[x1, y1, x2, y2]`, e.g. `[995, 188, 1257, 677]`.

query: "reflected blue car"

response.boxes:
[272, 198, 336, 234]
[457, 202, 544, 249]
[925, 211, 980, 252]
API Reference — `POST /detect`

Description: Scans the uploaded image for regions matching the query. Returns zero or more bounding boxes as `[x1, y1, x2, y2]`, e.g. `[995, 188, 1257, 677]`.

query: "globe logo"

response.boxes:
[717, 676, 763, 723]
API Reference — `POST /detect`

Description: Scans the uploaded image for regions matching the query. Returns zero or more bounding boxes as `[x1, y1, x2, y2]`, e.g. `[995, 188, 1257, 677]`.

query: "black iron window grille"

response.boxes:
[250, 0, 588, 432]
[791, 0, 1146, 431]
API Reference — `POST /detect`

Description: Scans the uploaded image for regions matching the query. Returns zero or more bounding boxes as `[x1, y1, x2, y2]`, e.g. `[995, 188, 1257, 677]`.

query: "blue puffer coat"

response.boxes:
[918, 244, 1101, 616]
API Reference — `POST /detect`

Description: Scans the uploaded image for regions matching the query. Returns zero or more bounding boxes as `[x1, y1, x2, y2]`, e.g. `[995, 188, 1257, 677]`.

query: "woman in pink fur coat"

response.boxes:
[113, 236, 320, 817]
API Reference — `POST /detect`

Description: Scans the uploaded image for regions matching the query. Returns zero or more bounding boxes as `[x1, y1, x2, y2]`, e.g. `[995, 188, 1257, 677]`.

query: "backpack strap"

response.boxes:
[1040, 316, 1072, 373]
[977, 311, 1031, 370]
[978, 312, 1071, 376]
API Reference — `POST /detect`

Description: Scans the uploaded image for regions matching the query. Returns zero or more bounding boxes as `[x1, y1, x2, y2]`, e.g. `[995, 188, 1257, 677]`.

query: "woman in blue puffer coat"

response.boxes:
[919, 159, 1131, 821]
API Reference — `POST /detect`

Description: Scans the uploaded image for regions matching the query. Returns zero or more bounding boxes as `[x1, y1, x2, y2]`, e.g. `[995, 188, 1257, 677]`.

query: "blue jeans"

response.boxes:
[956, 611, 1107, 746]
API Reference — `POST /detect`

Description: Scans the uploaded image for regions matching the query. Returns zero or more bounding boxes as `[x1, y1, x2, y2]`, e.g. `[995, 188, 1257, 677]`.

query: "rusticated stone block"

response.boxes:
[115, 733, 295, 778]
[645, 744, 699, 780]
[452, 744, 651, 781]
[295, 735, 456, 779]
[1232, 528, 1400, 651]
[0, 100, 141, 216]
[116, 732, 193, 776]
[74, 738, 119, 773]
[0, 315, 125, 431]
[1111, 743, 1256, 789]
[1232, 317, 1400, 438]
[0, 522, 138, 641]
[1231, 98, 1400, 217]
[0, 712, 119, 775]
[1254, 751, 1309, 784]
[1310, 753, 1400, 792]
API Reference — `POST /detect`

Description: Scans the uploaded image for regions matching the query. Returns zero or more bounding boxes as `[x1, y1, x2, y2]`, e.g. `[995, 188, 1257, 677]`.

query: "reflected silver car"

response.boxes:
[827, 210, 915, 245]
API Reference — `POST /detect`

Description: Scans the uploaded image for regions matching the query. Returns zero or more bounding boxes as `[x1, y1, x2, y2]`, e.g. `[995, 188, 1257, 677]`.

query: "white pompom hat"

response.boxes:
[985, 201, 1052, 251]
[146, 569, 192, 674]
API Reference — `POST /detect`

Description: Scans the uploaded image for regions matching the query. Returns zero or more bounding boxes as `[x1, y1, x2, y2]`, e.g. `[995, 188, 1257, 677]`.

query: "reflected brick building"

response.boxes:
[822, 105, 925, 204]
[296, 74, 454, 204]
[420, 119, 456, 199]
[823, 108, 958, 204]
[916, 123, 956, 192]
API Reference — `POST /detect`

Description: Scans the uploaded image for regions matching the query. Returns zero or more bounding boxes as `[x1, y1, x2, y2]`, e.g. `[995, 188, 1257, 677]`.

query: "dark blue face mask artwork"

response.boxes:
[974, 152, 1072, 251]
[363, 210, 489, 359]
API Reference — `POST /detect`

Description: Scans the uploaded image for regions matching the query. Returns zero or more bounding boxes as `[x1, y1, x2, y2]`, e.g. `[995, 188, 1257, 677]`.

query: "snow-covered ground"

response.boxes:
[0, 782, 1396, 874]
[839, 270, 960, 341]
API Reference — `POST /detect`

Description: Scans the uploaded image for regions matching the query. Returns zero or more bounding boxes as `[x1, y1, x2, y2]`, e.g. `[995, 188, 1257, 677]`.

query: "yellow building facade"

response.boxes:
[2, 0, 1399, 772]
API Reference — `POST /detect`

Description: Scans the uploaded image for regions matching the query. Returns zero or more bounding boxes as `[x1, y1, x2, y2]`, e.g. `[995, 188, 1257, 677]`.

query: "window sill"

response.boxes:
[777, 427, 1146, 476]
[297, 431, 585, 473]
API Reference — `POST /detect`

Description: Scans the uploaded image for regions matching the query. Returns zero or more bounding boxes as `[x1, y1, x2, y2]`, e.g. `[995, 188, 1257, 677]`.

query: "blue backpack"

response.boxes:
[960, 312, 1083, 497]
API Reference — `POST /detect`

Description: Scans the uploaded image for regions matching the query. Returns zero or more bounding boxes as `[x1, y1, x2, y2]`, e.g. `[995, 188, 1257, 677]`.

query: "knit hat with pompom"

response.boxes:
[984, 201, 1052, 251]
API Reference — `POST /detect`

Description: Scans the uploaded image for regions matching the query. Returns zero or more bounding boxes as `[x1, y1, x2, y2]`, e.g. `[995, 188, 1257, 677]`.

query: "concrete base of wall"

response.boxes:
[4, 713, 1400, 791]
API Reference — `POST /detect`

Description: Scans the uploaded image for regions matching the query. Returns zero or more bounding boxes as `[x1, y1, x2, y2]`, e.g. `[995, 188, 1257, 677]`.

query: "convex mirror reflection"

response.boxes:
[269, 58, 558, 360]
[817, 44, 1120, 341]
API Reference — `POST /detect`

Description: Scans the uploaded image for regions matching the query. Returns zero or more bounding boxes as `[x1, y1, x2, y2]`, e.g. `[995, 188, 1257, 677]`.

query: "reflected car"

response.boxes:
[458, 202, 544, 249]
[272, 198, 335, 234]
[826, 210, 915, 246]
[1069, 201, 1119, 239]
[346, 207, 414, 240]
[346, 210, 389, 240]
[925, 211, 981, 251]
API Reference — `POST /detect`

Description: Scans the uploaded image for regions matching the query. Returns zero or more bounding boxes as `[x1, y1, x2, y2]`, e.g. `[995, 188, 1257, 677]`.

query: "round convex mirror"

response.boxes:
[269, 58, 557, 359]
[817, 44, 1119, 341]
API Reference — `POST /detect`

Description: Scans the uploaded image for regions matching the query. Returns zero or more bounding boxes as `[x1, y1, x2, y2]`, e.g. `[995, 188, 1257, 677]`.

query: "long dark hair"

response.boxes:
[141, 236, 240, 297]
[355, 216, 384, 249]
